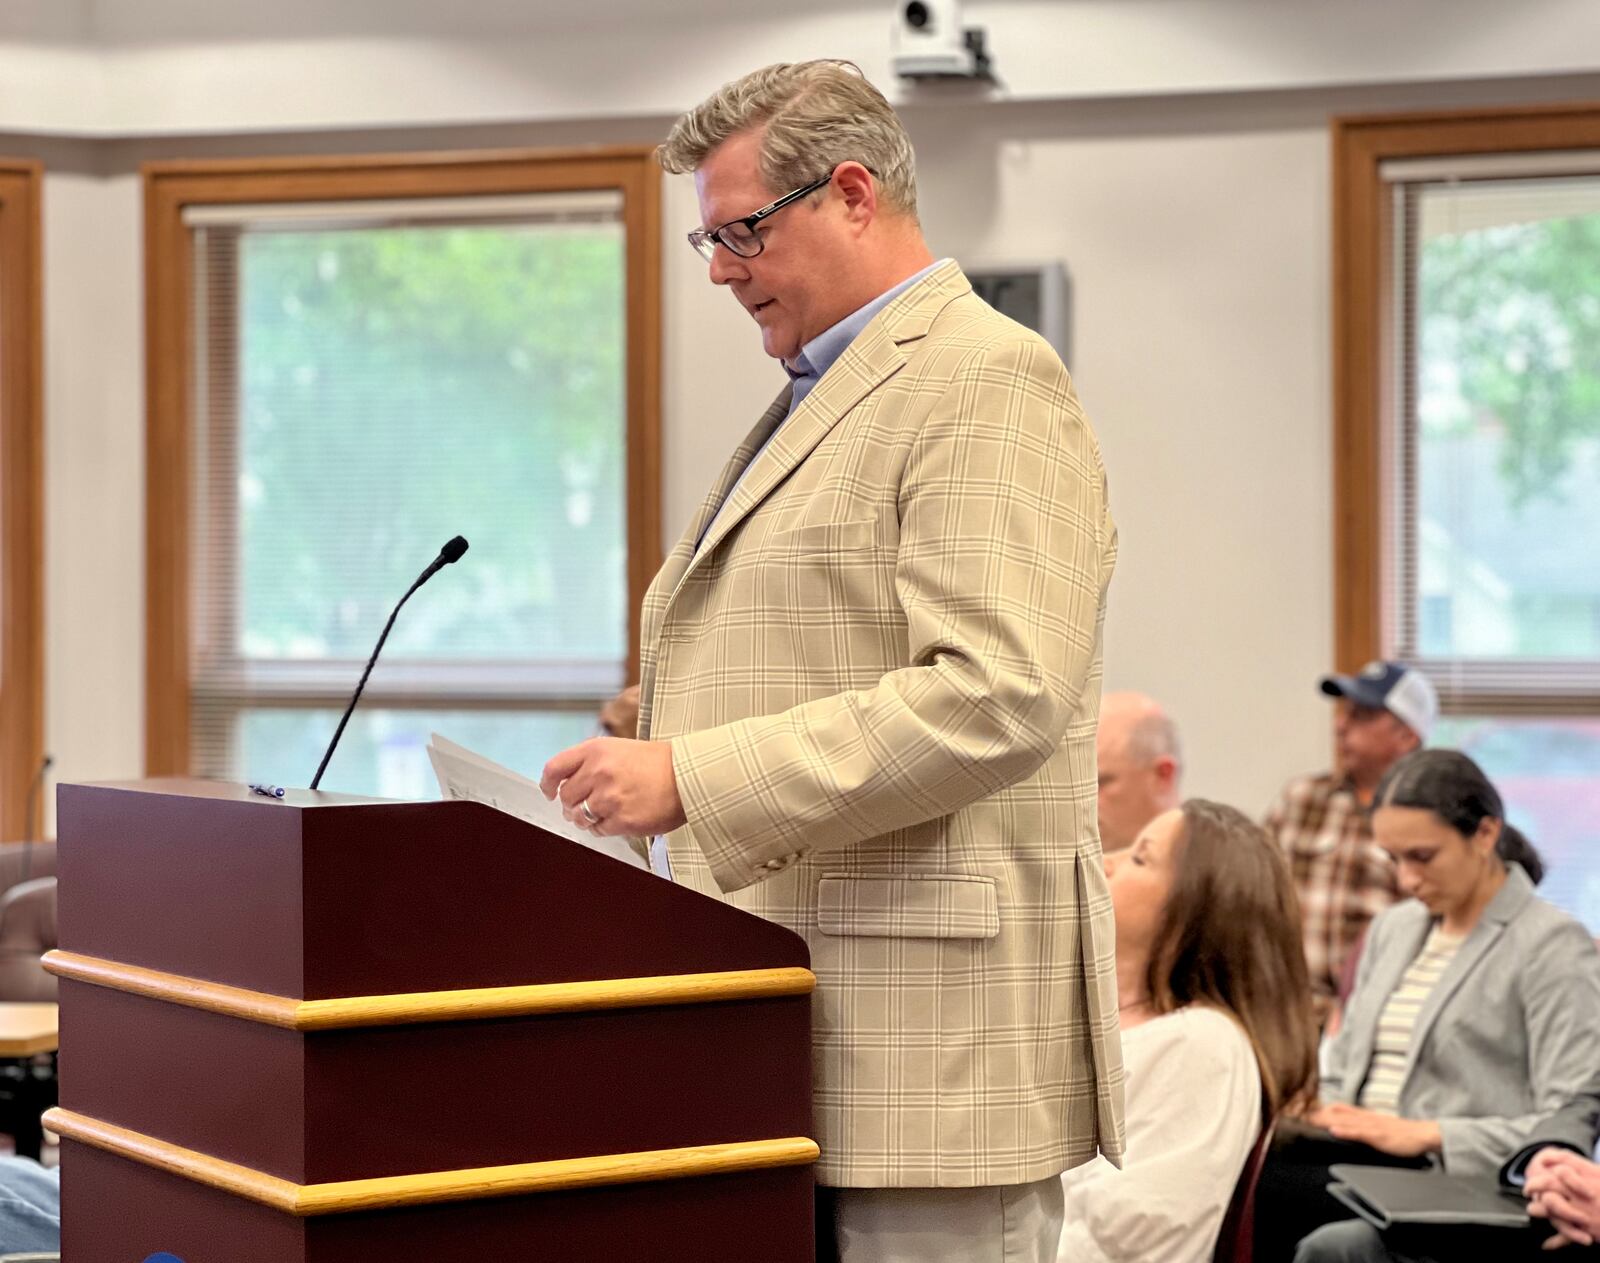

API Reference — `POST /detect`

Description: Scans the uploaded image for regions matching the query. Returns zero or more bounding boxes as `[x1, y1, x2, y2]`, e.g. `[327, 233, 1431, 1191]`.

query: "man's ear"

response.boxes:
[1153, 755, 1179, 787]
[832, 161, 878, 228]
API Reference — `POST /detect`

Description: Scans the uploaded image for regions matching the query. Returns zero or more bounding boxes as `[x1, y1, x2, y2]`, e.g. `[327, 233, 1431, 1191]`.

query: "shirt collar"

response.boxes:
[784, 257, 951, 387]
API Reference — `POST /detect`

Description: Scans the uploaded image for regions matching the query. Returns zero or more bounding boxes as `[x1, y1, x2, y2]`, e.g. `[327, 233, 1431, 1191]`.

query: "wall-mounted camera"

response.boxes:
[891, 0, 994, 82]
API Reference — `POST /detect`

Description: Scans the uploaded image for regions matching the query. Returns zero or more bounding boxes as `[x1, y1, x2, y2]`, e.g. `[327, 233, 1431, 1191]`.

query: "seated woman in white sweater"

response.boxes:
[1059, 800, 1319, 1262]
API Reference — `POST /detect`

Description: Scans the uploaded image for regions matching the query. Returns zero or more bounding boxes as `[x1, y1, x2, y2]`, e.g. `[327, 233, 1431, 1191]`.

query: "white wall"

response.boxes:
[14, 3, 1600, 829]
[40, 163, 145, 796]
[909, 108, 1335, 807]
[4, 0, 1600, 135]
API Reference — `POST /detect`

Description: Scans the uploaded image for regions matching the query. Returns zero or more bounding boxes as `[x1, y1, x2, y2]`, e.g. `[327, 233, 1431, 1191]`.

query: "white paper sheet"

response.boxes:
[426, 733, 646, 870]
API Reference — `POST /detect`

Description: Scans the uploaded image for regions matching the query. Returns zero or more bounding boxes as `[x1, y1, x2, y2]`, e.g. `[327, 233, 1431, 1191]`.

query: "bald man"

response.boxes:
[1096, 692, 1182, 854]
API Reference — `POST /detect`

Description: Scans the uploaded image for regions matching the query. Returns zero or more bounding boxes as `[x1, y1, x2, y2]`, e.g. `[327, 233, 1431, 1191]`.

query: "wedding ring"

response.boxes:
[580, 799, 599, 825]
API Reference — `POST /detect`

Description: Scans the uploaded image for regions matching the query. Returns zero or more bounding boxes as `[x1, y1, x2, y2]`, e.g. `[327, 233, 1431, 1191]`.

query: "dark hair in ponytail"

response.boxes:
[1374, 748, 1543, 883]
[1495, 822, 1544, 885]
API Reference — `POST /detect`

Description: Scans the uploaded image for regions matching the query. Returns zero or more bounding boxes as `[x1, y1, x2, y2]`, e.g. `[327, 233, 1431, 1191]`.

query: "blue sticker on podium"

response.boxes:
[143, 1254, 185, 1263]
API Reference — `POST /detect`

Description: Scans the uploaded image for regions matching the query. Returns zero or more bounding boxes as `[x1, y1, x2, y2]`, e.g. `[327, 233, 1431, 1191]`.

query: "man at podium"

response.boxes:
[541, 59, 1123, 1262]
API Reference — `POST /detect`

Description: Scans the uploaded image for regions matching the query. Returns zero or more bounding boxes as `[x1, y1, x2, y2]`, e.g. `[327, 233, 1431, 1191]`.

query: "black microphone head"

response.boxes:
[440, 536, 469, 564]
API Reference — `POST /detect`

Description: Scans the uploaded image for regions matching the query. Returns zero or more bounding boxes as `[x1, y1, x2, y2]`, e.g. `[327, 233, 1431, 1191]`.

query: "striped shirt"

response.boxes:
[1357, 924, 1467, 1114]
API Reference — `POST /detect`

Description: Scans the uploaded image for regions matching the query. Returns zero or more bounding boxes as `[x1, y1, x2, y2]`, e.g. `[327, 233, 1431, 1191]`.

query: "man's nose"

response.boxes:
[707, 243, 747, 286]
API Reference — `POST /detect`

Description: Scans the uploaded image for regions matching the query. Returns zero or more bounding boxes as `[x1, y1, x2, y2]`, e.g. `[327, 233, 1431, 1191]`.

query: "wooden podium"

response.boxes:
[44, 780, 817, 1262]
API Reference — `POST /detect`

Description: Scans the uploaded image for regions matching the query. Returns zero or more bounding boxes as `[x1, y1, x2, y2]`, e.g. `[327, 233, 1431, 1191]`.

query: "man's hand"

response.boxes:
[1307, 1103, 1441, 1158]
[539, 737, 686, 838]
[1526, 1148, 1600, 1249]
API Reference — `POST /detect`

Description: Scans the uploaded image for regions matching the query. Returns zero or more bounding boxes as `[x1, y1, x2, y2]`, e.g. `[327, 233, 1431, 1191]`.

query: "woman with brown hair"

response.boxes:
[1056, 799, 1319, 1262]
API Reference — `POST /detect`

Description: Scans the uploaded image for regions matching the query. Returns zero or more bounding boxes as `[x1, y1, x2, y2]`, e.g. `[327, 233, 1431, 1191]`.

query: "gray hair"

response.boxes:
[1126, 711, 1183, 769]
[658, 60, 918, 218]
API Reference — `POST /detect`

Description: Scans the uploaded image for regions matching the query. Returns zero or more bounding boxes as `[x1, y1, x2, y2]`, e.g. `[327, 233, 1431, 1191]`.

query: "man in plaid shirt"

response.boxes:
[1264, 661, 1438, 1023]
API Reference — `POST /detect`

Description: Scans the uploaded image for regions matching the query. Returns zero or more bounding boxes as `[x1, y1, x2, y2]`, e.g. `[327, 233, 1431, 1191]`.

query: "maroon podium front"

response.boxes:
[45, 780, 816, 1262]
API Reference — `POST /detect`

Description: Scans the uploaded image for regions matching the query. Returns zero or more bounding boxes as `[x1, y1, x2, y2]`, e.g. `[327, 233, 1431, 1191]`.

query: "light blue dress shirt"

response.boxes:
[783, 257, 949, 414]
[653, 259, 950, 881]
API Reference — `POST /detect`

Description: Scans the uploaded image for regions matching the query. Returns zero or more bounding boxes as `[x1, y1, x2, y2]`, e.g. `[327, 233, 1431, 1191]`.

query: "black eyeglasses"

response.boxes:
[687, 170, 835, 263]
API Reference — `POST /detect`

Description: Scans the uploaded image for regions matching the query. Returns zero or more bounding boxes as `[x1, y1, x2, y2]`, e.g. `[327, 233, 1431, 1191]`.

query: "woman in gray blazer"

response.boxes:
[1269, 748, 1600, 1259]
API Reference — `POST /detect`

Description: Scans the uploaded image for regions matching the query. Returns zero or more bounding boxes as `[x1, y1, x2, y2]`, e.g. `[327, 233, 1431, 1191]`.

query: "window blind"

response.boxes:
[1385, 168, 1600, 715]
[1381, 159, 1600, 930]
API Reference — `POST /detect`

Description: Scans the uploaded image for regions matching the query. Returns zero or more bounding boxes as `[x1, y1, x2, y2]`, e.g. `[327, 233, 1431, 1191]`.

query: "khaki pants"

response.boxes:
[818, 1174, 1065, 1263]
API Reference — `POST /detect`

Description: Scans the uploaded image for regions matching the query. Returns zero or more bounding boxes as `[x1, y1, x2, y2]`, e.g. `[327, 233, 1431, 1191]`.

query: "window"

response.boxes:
[0, 161, 43, 841]
[147, 152, 661, 799]
[1335, 106, 1600, 928]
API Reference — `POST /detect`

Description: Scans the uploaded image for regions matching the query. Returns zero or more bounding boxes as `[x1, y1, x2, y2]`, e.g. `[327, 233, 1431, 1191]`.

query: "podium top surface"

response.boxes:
[56, 780, 808, 1000]
[87, 777, 392, 808]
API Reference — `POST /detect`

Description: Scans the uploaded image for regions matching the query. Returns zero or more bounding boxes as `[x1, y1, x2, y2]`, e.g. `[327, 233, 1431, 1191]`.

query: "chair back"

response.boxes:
[0, 842, 55, 891]
[0, 876, 57, 1001]
[1211, 1114, 1277, 1263]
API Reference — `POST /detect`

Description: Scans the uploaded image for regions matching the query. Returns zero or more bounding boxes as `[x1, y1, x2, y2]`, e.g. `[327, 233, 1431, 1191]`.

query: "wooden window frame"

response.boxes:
[145, 149, 662, 776]
[0, 161, 44, 839]
[1332, 102, 1600, 709]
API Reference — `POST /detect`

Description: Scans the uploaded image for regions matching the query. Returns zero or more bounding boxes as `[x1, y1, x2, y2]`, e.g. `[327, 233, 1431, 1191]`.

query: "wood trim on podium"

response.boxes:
[44, 950, 815, 1029]
[45, 1108, 819, 1217]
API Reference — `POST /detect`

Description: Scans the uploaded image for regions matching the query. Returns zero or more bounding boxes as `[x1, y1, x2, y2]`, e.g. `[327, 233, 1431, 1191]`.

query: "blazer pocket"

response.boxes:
[770, 518, 880, 556]
[816, 874, 1000, 939]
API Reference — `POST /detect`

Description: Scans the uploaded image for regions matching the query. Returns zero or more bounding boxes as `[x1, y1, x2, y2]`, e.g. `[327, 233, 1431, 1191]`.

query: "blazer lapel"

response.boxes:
[681, 259, 972, 580]
[642, 259, 975, 722]
[637, 388, 791, 739]
[687, 323, 907, 566]
[1401, 865, 1536, 1085]
[655, 386, 792, 604]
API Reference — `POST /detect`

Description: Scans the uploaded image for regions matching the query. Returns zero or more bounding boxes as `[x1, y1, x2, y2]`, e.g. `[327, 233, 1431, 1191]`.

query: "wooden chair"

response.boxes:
[1212, 1115, 1278, 1263]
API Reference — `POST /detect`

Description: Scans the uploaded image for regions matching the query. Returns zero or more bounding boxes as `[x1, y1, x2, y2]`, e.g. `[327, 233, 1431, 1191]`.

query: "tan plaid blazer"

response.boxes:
[638, 261, 1124, 1188]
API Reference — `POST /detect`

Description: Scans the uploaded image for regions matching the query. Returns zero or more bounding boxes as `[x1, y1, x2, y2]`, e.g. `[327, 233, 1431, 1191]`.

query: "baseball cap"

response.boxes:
[1319, 660, 1438, 742]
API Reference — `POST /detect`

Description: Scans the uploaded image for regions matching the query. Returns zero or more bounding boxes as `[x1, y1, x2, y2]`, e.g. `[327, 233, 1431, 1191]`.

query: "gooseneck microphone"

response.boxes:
[310, 535, 469, 791]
